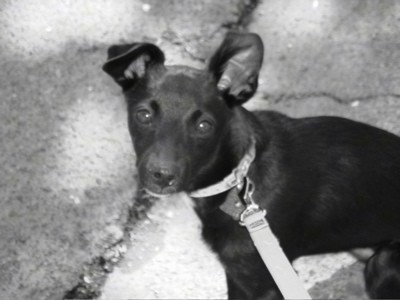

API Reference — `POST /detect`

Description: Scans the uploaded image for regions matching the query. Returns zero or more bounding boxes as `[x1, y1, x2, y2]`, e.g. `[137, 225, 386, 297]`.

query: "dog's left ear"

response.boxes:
[102, 43, 165, 91]
[209, 32, 264, 105]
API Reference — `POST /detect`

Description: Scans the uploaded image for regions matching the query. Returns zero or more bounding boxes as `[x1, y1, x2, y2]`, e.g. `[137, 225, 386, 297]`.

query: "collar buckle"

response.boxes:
[239, 177, 265, 226]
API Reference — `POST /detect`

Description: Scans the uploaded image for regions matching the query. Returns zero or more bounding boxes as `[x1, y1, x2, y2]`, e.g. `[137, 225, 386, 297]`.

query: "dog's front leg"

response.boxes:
[225, 268, 283, 300]
[227, 276, 281, 300]
[226, 273, 247, 299]
[254, 289, 282, 300]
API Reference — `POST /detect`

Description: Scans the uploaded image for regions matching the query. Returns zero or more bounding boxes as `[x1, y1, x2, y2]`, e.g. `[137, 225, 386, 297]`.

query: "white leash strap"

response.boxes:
[241, 210, 311, 299]
[240, 180, 312, 300]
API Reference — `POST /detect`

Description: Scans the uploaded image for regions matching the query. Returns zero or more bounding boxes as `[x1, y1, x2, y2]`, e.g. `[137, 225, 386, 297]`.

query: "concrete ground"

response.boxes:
[1, 0, 400, 299]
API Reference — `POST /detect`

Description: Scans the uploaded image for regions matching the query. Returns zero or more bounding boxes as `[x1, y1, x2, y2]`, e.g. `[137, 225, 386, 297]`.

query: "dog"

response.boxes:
[103, 31, 400, 299]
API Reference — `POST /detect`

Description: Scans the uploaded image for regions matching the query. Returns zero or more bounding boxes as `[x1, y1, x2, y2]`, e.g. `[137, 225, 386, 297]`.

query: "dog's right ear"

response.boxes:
[209, 32, 264, 105]
[102, 43, 165, 91]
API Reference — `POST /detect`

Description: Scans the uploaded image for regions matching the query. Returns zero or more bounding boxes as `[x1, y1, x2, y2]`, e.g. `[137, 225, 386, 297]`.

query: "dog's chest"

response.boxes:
[199, 213, 256, 258]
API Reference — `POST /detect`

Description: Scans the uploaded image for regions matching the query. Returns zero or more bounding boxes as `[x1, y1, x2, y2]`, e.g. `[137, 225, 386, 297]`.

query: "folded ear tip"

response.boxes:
[209, 31, 264, 105]
[102, 43, 165, 91]
[217, 77, 231, 91]
[107, 45, 120, 56]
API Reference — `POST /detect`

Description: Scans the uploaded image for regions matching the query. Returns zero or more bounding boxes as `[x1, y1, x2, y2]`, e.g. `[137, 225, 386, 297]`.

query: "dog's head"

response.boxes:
[103, 32, 264, 197]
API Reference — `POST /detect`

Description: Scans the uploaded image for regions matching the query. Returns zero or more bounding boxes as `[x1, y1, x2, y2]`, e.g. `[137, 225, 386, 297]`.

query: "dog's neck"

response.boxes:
[189, 136, 256, 198]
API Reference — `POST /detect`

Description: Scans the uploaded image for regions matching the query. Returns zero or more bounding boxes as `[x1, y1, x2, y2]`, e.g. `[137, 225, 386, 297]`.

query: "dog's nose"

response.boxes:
[151, 168, 177, 188]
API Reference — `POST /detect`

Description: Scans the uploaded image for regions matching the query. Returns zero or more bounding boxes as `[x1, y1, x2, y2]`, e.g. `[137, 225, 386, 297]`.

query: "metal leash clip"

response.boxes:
[239, 177, 266, 226]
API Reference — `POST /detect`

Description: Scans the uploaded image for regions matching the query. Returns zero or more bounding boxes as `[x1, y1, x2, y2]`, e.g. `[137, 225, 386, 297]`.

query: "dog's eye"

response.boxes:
[196, 120, 214, 134]
[135, 109, 153, 124]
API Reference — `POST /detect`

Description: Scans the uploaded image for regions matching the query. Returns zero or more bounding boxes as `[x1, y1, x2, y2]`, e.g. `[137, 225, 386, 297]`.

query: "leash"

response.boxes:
[190, 138, 312, 300]
[239, 178, 311, 299]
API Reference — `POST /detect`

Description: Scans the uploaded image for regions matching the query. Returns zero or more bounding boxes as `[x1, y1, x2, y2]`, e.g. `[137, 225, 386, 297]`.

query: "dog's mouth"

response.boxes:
[141, 181, 185, 198]
[143, 188, 175, 199]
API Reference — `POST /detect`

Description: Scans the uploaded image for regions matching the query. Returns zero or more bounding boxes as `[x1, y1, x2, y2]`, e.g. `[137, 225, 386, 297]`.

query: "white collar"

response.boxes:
[189, 137, 256, 198]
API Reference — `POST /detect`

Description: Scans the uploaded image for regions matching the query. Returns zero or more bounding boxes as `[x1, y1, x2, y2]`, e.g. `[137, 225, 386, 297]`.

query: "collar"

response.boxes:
[189, 137, 256, 198]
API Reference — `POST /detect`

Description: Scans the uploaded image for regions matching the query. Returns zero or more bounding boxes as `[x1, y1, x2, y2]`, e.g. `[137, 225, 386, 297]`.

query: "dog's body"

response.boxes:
[103, 32, 400, 299]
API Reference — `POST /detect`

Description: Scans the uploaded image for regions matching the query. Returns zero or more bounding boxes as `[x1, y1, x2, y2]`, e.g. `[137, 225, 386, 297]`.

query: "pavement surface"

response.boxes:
[1, 0, 400, 299]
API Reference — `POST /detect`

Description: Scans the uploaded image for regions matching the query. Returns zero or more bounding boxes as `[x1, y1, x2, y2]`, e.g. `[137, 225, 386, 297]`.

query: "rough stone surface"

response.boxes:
[100, 195, 227, 299]
[2, 0, 400, 299]
[249, 0, 400, 102]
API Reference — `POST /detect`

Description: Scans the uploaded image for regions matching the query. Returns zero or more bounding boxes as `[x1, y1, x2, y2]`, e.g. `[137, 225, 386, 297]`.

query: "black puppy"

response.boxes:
[103, 32, 400, 299]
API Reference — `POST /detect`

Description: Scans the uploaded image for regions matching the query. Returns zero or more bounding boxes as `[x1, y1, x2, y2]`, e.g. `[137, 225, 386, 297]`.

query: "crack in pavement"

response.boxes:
[63, 191, 157, 299]
[262, 92, 400, 105]
[161, 0, 261, 64]
[221, 0, 261, 30]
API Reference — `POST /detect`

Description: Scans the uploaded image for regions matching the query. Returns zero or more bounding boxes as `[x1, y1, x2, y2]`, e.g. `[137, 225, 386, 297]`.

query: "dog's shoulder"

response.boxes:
[252, 110, 295, 134]
[252, 112, 400, 173]
[253, 109, 292, 124]
[253, 111, 400, 144]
